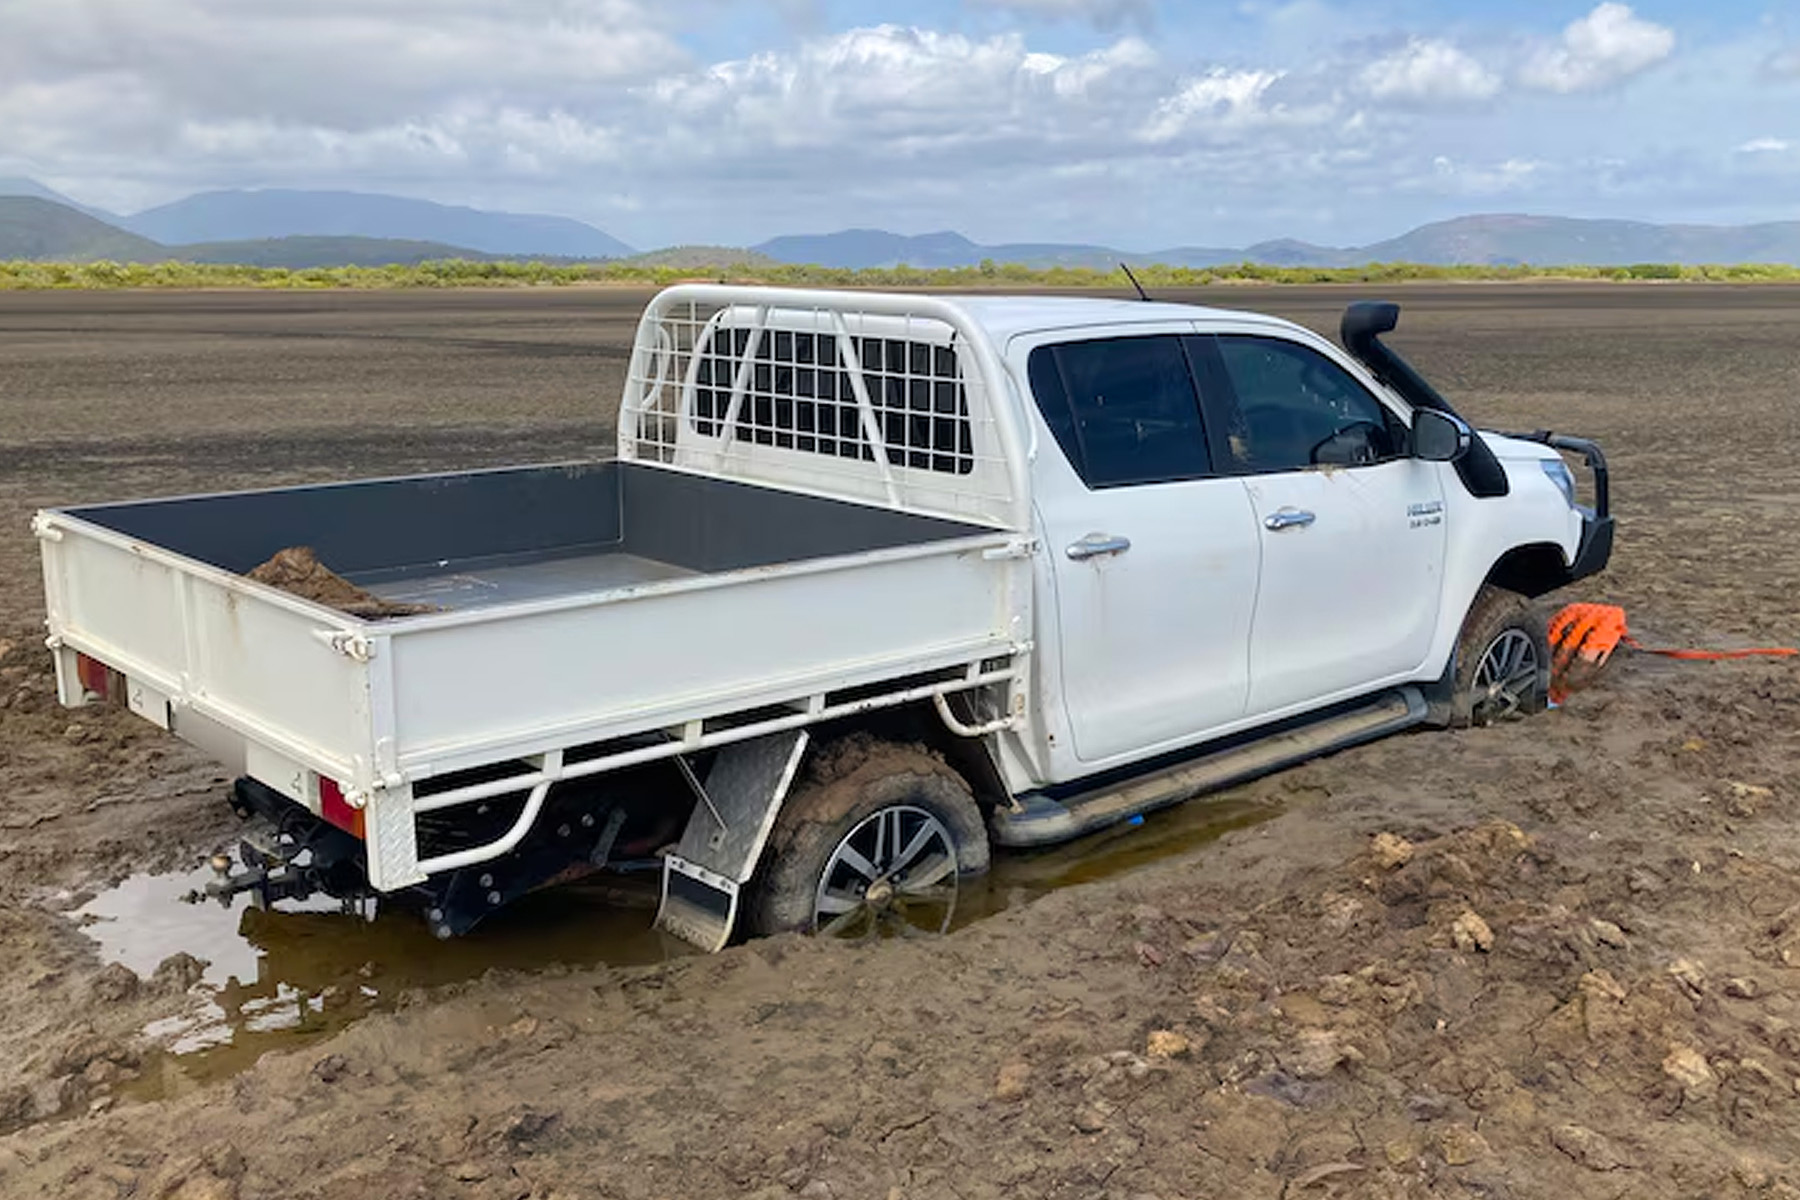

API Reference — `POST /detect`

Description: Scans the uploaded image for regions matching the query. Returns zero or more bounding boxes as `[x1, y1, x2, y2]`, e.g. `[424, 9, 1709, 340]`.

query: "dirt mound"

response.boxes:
[1112, 816, 1800, 1196]
[246, 547, 435, 619]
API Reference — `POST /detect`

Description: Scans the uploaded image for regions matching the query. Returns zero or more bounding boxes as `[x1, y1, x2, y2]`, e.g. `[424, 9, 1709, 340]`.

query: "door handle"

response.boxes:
[1263, 508, 1317, 531]
[1066, 533, 1132, 561]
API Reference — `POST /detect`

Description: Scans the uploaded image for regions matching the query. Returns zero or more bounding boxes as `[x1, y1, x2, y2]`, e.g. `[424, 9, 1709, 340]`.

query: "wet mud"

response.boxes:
[68, 794, 1273, 1105]
[1, 285, 1798, 1197]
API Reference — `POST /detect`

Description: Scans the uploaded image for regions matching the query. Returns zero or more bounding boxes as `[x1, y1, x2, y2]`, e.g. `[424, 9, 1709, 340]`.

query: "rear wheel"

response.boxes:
[745, 741, 988, 939]
[1450, 586, 1550, 727]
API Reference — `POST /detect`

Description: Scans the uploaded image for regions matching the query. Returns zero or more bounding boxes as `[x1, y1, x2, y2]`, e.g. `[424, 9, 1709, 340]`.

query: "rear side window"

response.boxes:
[691, 328, 973, 475]
[1027, 336, 1212, 489]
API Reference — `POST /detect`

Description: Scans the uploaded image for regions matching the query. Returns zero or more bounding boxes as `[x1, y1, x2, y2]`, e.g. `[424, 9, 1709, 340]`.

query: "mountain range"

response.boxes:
[2, 177, 1798, 269]
[0, 176, 122, 224]
[0, 197, 163, 261]
[0, 197, 508, 268]
[752, 229, 1236, 270]
[0, 179, 635, 263]
[122, 189, 634, 259]
[750, 219, 1800, 270]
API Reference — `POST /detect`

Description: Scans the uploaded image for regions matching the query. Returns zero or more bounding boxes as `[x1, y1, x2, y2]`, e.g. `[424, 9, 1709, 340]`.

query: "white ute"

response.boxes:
[35, 286, 1613, 950]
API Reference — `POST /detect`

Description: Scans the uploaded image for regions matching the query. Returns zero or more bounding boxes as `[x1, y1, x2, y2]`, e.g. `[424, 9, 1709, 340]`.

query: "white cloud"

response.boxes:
[1359, 38, 1501, 104]
[966, 0, 1152, 29]
[168, 106, 625, 178]
[0, 0, 686, 129]
[1141, 68, 1320, 142]
[1520, 3, 1674, 93]
[1737, 137, 1791, 155]
[647, 26, 1167, 156]
[1427, 154, 1546, 194]
[1764, 46, 1800, 80]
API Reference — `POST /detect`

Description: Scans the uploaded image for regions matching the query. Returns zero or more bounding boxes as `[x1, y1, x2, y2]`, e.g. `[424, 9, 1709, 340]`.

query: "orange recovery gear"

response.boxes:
[1547, 602, 1797, 704]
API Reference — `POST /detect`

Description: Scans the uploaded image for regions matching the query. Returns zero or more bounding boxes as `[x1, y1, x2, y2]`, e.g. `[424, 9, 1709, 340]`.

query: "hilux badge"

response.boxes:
[1408, 500, 1444, 528]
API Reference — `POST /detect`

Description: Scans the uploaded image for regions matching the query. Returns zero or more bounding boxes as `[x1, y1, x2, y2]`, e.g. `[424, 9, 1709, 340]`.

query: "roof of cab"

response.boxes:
[944, 295, 1304, 343]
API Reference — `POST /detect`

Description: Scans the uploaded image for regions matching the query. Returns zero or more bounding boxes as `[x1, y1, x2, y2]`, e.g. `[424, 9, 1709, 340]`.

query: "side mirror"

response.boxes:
[1412, 409, 1473, 463]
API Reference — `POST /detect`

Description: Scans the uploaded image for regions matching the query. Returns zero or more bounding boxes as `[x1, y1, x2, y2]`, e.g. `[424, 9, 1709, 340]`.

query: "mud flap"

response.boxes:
[654, 729, 809, 951]
[658, 857, 740, 953]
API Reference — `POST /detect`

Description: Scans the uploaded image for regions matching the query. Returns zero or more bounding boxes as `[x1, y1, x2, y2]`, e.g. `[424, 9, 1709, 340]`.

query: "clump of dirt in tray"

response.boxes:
[245, 547, 436, 619]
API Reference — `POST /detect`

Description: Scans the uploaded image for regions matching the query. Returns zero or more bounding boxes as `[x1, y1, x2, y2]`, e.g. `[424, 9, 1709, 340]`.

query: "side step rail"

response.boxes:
[992, 687, 1428, 848]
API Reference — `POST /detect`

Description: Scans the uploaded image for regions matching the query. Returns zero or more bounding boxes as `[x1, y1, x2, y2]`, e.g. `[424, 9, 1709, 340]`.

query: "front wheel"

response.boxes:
[745, 741, 988, 940]
[1450, 586, 1551, 727]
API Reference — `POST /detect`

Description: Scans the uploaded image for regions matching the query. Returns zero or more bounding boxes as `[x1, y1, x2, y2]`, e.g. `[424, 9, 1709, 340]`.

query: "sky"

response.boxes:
[0, 0, 1796, 250]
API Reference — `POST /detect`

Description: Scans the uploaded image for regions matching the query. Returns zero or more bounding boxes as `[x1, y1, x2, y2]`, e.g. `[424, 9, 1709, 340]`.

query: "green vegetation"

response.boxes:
[2, 256, 1798, 291]
[177, 236, 499, 269]
[621, 245, 780, 269]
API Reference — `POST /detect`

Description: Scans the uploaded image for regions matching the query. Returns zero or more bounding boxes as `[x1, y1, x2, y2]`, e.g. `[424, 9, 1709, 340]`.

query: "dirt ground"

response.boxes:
[1, 284, 1798, 1199]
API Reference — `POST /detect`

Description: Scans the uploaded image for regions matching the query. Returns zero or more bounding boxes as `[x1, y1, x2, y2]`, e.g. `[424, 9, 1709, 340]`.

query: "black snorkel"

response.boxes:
[1340, 301, 1510, 498]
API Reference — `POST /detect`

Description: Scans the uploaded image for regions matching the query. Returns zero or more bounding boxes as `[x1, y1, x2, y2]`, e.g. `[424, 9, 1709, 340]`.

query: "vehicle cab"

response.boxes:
[950, 297, 1605, 798]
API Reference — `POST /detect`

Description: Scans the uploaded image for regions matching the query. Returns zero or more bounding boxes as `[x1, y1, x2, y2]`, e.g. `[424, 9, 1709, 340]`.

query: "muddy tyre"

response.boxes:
[745, 740, 988, 939]
[1449, 586, 1550, 727]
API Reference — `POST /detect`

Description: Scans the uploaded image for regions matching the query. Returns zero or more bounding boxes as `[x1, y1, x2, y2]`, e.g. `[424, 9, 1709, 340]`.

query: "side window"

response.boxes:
[1027, 336, 1212, 488]
[1210, 336, 1403, 474]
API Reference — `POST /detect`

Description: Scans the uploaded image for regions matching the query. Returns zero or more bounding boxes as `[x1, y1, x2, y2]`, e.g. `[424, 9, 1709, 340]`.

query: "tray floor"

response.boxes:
[360, 551, 696, 612]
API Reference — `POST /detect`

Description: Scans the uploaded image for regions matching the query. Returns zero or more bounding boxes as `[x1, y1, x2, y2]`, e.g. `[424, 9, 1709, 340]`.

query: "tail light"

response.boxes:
[75, 653, 112, 702]
[318, 777, 366, 840]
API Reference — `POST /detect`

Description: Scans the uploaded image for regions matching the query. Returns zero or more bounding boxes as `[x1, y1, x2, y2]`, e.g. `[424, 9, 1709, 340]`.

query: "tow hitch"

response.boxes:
[197, 775, 670, 938]
[186, 777, 372, 911]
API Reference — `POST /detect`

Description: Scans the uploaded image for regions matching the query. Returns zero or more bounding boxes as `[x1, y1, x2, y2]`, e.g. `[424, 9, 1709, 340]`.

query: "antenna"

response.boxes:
[1120, 263, 1151, 302]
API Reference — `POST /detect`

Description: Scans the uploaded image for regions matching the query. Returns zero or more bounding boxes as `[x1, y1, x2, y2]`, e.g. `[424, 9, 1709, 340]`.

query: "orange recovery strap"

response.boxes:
[1547, 602, 1797, 703]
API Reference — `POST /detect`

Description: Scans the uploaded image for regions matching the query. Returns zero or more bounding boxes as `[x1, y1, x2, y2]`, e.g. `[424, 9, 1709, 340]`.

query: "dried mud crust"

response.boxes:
[0, 632, 233, 1137]
[246, 546, 436, 619]
[0, 629, 229, 887]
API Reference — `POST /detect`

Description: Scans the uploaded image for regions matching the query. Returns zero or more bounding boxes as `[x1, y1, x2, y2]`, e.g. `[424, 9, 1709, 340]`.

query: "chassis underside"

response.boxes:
[213, 768, 689, 938]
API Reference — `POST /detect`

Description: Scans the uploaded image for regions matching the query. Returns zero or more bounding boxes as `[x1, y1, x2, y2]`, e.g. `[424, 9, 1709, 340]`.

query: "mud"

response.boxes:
[245, 546, 437, 619]
[63, 787, 1270, 1107]
[1, 285, 1798, 1197]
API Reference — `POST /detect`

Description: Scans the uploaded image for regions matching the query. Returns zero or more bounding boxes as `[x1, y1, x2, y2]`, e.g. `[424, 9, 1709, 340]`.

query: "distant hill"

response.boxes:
[1239, 238, 1341, 268]
[0, 196, 511, 267]
[9, 178, 1800, 272]
[0, 197, 164, 262]
[0, 177, 121, 224]
[754, 230, 985, 270]
[747, 229, 1236, 271]
[1360, 215, 1800, 267]
[755, 216, 1800, 269]
[622, 245, 780, 269]
[123, 189, 634, 259]
[179, 236, 499, 269]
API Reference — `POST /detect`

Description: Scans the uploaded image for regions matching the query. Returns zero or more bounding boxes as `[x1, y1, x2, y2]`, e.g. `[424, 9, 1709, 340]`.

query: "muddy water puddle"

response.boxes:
[79, 794, 1275, 1098]
[78, 870, 683, 1102]
[959, 796, 1274, 924]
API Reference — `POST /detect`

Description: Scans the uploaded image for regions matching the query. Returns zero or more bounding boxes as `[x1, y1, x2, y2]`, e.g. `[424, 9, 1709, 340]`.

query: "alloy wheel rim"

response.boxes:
[812, 805, 958, 938]
[1472, 629, 1541, 721]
